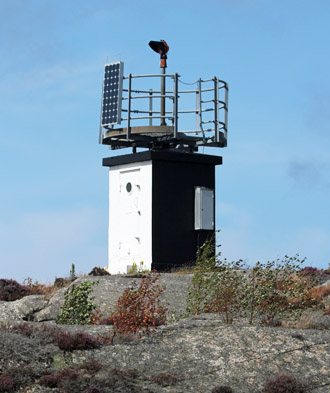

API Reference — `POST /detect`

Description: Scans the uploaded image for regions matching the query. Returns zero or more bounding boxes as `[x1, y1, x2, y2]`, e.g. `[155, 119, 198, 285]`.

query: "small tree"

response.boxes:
[240, 255, 314, 325]
[187, 235, 315, 326]
[206, 258, 245, 323]
[56, 281, 98, 325]
[186, 234, 220, 315]
[186, 233, 244, 322]
[110, 272, 167, 339]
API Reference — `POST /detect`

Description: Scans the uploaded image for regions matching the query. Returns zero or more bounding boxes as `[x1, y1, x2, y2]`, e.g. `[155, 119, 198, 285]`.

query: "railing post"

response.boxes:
[149, 89, 153, 126]
[224, 83, 228, 145]
[214, 76, 219, 143]
[195, 83, 199, 134]
[198, 78, 206, 141]
[127, 73, 132, 139]
[198, 78, 202, 136]
[173, 73, 178, 138]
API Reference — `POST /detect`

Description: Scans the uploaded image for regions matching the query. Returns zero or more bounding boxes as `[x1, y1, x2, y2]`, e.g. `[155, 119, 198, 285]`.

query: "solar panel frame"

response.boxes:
[101, 61, 124, 127]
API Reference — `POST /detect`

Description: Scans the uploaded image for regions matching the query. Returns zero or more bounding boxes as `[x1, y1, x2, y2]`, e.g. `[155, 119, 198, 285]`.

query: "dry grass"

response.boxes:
[170, 265, 195, 274]
[23, 278, 69, 299]
[310, 284, 330, 301]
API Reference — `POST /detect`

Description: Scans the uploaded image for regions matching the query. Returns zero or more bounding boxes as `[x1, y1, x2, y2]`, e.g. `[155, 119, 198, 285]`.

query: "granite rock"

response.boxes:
[0, 274, 329, 392]
[0, 295, 48, 322]
[58, 314, 330, 393]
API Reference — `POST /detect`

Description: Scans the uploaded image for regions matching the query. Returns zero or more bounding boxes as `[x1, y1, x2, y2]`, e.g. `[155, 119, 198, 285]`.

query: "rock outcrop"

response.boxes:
[6, 274, 191, 323]
[0, 274, 329, 393]
[63, 314, 330, 393]
[0, 295, 48, 322]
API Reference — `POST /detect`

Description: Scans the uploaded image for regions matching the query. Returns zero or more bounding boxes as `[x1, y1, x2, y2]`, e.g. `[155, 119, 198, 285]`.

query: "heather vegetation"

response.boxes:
[0, 279, 31, 301]
[264, 374, 306, 393]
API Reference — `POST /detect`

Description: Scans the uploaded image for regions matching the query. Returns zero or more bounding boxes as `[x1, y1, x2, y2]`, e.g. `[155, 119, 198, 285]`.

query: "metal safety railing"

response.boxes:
[100, 72, 228, 149]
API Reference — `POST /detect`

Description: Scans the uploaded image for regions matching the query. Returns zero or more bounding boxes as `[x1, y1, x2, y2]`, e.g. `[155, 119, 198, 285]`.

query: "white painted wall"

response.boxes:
[107, 160, 152, 274]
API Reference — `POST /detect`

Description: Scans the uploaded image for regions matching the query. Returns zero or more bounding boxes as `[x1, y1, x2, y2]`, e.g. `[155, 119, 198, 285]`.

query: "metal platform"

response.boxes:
[99, 68, 228, 151]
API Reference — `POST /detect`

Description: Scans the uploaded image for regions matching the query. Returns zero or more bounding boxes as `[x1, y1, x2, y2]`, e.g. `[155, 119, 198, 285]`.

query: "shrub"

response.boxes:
[56, 281, 98, 325]
[108, 272, 167, 340]
[70, 263, 76, 280]
[54, 277, 73, 288]
[39, 374, 59, 388]
[0, 375, 14, 392]
[300, 266, 330, 278]
[88, 266, 110, 276]
[239, 256, 314, 325]
[264, 374, 305, 393]
[186, 233, 222, 315]
[39, 369, 80, 389]
[87, 387, 102, 393]
[211, 386, 234, 393]
[0, 322, 100, 352]
[186, 233, 244, 323]
[7, 322, 36, 337]
[54, 331, 101, 351]
[2, 322, 61, 345]
[3, 364, 44, 391]
[187, 235, 316, 326]
[300, 266, 322, 276]
[204, 258, 244, 323]
[0, 279, 31, 301]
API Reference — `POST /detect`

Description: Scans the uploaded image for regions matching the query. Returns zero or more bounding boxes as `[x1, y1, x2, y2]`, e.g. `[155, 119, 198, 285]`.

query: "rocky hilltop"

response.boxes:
[0, 274, 329, 393]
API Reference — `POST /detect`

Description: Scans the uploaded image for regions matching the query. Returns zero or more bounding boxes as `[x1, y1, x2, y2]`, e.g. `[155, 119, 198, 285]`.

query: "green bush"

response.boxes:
[186, 233, 244, 323]
[240, 256, 311, 325]
[56, 281, 98, 325]
[204, 258, 244, 323]
[186, 233, 220, 315]
[186, 235, 315, 326]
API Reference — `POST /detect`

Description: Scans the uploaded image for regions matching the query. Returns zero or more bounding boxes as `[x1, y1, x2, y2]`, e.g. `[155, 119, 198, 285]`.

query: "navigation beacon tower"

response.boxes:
[99, 41, 228, 274]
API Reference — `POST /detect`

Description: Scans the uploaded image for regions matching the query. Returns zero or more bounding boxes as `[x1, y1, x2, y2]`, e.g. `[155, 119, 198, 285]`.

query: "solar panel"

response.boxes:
[101, 61, 124, 127]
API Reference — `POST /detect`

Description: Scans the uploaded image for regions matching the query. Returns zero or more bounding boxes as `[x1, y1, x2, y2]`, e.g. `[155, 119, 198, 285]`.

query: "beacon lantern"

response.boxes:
[148, 40, 169, 68]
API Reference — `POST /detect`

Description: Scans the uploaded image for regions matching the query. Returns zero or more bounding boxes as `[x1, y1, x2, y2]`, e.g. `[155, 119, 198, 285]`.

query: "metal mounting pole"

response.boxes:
[127, 73, 132, 139]
[149, 89, 153, 126]
[160, 67, 166, 125]
[173, 73, 178, 137]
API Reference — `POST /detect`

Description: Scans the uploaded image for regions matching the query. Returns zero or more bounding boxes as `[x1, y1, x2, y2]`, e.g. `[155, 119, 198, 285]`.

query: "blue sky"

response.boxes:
[1, 0, 329, 283]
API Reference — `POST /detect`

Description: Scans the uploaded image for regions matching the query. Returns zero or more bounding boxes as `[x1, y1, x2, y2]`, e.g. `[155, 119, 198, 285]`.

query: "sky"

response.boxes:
[1, 0, 330, 283]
